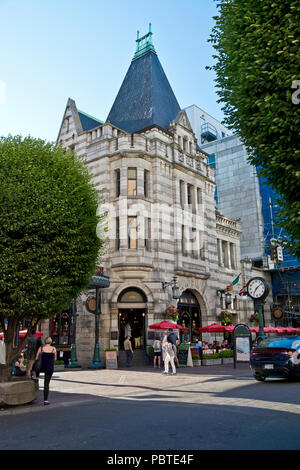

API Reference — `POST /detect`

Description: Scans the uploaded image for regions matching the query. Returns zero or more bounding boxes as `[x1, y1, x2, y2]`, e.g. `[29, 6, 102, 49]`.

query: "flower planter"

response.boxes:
[0, 378, 38, 406]
[192, 360, 202, 367]
[221, 357, 234, 365]
[202, 358, 222, 366]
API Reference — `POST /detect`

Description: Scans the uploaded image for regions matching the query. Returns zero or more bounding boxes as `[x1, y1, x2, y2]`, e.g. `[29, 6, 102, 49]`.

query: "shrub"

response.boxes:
[219, 349, 233, 358]
[202, 353, 220, 360]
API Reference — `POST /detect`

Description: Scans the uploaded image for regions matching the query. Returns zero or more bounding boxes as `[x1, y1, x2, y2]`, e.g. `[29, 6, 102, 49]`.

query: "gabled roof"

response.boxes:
[107, 28, 181, 134]
[78, 110, 103, 131]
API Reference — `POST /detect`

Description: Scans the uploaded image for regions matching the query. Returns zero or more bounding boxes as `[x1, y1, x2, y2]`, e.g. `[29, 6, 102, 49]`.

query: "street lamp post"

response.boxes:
[88, 269, 110, 369]
[90, 286, 103, 369]
[67, 300, 80, 368]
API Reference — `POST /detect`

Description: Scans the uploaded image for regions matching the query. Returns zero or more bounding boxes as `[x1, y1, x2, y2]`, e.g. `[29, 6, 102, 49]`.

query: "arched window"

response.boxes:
[178, 290, 201, 343]
[118, 287, 147, 303]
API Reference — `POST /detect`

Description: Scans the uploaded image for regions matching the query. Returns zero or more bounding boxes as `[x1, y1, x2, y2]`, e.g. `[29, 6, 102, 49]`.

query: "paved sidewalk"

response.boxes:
[0, 363, 252, 416]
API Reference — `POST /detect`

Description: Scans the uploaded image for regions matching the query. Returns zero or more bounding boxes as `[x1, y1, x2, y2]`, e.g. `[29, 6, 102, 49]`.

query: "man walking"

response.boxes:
[25, 326, 43, 379]
[124, 335, 133, 367]
[167, 328, 179, 368]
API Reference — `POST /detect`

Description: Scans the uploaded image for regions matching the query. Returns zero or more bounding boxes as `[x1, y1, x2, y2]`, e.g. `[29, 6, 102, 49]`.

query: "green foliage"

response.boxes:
[219, 349, 233, 358]
[208, 0, 300, 257]
[0, 135, 104, 324]
[202, 353, 220, 360]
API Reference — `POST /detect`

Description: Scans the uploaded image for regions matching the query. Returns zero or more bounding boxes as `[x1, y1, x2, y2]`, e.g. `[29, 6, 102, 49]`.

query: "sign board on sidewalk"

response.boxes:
[233, 323, 251, 368]
[105, 350, 118, 369]
[178, 344, 189, 367]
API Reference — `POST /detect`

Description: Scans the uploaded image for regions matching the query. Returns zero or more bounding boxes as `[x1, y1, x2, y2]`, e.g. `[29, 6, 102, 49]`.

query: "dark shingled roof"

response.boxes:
[107, 50, 181, 134]
[78, 110, 103, 131]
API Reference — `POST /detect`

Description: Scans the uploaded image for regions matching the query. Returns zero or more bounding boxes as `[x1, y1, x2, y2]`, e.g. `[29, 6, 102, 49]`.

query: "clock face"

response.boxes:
[247, 278, 266, 299]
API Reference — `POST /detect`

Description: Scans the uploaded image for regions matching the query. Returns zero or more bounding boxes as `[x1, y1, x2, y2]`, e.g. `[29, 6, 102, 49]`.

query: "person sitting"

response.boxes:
[194, 339, 203, 362]
[15, 353, 26, 376]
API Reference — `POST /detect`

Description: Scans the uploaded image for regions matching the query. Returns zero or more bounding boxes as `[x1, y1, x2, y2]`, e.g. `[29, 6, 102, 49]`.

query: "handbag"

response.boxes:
[33, 352, 42, 373]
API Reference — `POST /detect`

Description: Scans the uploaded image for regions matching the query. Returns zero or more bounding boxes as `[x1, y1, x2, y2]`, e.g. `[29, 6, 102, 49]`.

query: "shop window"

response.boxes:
[50, 311, 72, 346]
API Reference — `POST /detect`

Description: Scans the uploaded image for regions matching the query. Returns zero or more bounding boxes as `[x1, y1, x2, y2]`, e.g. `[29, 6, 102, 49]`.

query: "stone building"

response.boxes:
[46, 28, 272, 366]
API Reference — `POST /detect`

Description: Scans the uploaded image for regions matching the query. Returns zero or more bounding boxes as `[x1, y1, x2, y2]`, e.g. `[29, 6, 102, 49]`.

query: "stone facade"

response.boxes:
[42, 99, 273, 367]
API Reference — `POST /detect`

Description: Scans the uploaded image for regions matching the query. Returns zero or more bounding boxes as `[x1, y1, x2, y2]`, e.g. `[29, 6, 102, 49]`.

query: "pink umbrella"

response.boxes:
[250, 326, 259, 333]
[149, 320, 182, 330]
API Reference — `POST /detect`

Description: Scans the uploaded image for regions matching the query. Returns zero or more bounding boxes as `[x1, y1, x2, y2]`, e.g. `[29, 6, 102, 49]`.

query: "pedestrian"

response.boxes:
[167, 328, 180, 367]
[162, 337, 177, 375]
[15, 353, 26, 376]
[124, 321, 132, 338]
[195, 339, 203, 363]
[35, 337, 57, 405]
[152, 335, 162, 368]
[25, 326, 43, 380]
[0, 337, 5, 365]
[124, 335, 133, 367]
[161, 330, 168, 365]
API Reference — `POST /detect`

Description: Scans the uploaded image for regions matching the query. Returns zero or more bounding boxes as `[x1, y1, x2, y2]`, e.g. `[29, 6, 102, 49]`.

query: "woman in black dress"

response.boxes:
[36, 337, 57, 405]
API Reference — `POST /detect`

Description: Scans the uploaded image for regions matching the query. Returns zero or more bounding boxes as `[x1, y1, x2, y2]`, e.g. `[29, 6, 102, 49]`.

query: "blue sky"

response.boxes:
[0, 0, 221, 142]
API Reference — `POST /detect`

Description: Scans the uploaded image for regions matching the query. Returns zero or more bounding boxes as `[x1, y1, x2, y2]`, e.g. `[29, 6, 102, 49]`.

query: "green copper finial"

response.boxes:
[133, 23, 156, 61]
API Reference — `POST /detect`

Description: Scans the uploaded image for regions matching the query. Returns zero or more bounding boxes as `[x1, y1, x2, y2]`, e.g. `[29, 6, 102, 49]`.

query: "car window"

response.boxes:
[291, 340, 300, 350]
[256, 336, 300, 349]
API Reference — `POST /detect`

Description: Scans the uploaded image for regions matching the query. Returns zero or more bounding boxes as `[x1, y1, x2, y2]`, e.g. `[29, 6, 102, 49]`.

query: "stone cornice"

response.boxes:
[175, 267, 210, 280]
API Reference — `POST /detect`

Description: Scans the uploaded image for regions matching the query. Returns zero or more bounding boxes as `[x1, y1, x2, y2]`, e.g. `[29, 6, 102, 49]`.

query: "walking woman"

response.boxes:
[36, 337, 57, 405]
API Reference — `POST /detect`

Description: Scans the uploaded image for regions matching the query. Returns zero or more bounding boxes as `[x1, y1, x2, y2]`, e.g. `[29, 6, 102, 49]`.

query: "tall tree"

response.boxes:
[208, 0, 300, 257]
[0, 136, 105, 381]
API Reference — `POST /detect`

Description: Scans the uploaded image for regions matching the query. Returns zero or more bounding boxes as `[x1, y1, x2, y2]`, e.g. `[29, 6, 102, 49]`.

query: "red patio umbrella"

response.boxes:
[0, 329, 43, 339]
[250, 326, 259, 333]
[149, 321, 182, 330]
[224, 325, 235, 333]
[264, 326, 278, 333]
[275, 326, 286, 334]
[285, 326, 297, 334]
[199, 323, 226, 332]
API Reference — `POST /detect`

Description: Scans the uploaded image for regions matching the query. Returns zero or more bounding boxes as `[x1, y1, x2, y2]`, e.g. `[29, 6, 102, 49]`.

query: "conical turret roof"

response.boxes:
[107, 26, 181, 133]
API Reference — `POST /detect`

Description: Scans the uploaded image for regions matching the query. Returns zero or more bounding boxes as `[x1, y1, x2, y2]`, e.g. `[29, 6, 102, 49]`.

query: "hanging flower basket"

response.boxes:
[165, 305, 179, 323]
[250, 313, 259, 326]
[220, 311, 232, 326]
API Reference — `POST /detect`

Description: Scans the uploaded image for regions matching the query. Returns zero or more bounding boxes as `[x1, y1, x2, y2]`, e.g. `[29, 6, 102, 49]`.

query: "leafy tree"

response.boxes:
[208, 0, 300, 257]
[0, 136, 105, 381]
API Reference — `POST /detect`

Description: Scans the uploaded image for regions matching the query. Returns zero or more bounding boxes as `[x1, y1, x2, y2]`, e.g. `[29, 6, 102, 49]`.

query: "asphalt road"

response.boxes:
[1, 370, 300, 450]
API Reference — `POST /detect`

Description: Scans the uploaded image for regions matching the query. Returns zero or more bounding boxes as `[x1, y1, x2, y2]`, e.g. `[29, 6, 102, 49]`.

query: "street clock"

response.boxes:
[246, 277, 270, 301]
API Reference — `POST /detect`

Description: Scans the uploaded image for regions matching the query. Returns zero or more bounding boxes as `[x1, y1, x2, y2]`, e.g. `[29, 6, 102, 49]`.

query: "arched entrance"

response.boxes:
[177, 290, 202, 344]
[117, 287, 147, 350]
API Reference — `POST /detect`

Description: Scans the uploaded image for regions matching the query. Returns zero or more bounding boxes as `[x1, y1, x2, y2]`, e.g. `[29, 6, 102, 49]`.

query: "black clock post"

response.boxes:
[246, 277, 270, 344]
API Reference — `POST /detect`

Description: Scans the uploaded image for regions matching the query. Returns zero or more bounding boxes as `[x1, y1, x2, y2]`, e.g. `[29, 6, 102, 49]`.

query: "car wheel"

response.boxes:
[253, 373, 266, 382]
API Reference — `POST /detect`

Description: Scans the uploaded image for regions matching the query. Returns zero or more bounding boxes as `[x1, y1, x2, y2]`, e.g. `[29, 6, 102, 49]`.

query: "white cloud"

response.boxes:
[0, 80, 6, 104]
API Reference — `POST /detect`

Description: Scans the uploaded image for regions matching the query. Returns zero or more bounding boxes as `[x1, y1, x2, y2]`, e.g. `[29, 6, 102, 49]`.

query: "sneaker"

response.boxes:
[161, 371, 168, 375]
[170, 372, 177, 375]
[44, 401, 50, 406]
